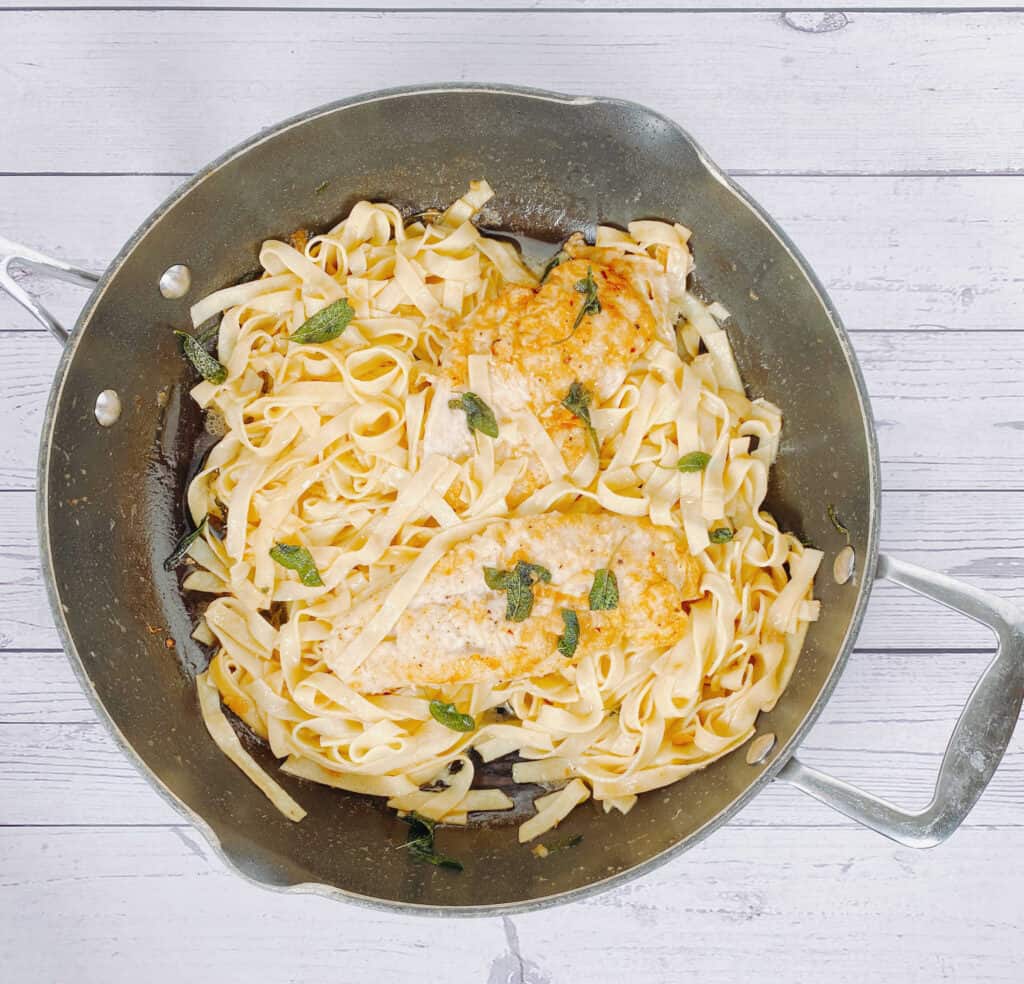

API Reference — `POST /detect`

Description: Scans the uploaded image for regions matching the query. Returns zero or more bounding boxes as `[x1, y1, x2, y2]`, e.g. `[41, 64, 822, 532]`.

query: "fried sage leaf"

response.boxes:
[400, 812, 463, 872]
[589, 568, 619, 611]
[505, 573, 534, 622]
[163, 516, 208, 572]
[552, 265, 602, 344]
[557, 608, 580, 658]
[571, 266, 601, 331]
[513, 561, 551, 586]
[269, 543, 323, 587]
[429, 699, 476, 733]
[174, 331, 227, 385]
[289, 297, 354, 344]
[196, 321, 220, 347]
[562, 380, 599, 450]
[449, 392, 499, 438]
[483, 560, 551, 622]
[484, 566, 514, 590]
[539, 251, 565, 284]
[675, 451, 711, 473]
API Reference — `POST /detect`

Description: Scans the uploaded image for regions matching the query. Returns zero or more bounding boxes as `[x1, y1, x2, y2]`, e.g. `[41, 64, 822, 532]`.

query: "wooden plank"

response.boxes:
[518, 828, 1024, 984]
[3, 485, 1022, 651]
[0, 823, 502, 981]
[0, 721, 183, 826]
[2, 647, 1021, 828]
[0, 824, 1020, 983]
[0, 650, 94, 723]
[5, 174, 1024, 336]
[741, 175, 1024, 335]
[2, 11, 1023, 174]
[3, 327, 1022, 491]
[860, 329, 1024, 489]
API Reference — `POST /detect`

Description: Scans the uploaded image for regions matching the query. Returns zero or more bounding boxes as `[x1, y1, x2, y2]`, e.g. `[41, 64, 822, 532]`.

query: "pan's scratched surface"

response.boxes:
[1, 5, 1023, 984]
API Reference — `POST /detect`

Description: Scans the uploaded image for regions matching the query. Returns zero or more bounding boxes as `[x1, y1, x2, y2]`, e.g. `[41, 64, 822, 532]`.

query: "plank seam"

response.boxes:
[5, 6, 1024, 14]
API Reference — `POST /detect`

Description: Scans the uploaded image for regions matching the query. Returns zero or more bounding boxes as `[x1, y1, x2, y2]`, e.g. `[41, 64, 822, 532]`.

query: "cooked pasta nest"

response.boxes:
[175, 181, 822, 845]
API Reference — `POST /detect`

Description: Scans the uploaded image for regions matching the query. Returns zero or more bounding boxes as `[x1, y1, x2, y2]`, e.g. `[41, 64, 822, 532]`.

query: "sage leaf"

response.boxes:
[401, 812, 463, 872]
[513, 561, 551, 586]
[289, 297, 354, 344]
[557, 609, 580, 658]
[164, 516, 207, 572]
[561, 380, 599, 451]
[572, 266, 601, 329]
[196, 321, 220, 347]
[539, 251, 565, 284]
[484, 560, 550, 622]
[449, 392, 499, 439]
[505, 573, 534, 622]
[553, 265, 601, 344]
[484, 566, 514, 590]
[174, 331, 227, 385]
[589, 568, 619, 611]
[429, 699, 476, 733]
[269, 543, 323, 587]
[675, 451, 711, 473]
[709, 527, 734, 544]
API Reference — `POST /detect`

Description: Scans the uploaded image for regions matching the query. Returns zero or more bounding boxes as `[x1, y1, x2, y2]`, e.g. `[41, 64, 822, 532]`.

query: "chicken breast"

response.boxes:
[442, 238, 665, 406]
[332, 512, 705, 694]
[423, 235, 681, 505]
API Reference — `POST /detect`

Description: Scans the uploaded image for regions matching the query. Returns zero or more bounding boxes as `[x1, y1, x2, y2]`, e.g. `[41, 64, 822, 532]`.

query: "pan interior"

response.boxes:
[41, 88, 876, 911]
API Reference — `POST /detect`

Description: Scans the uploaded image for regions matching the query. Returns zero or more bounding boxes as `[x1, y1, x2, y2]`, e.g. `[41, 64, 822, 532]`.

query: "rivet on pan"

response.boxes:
[833, 545, 856, 585]
[94, 389, 121, 427]
[159, 264, 192, 299]
[746, 732, 776, 766]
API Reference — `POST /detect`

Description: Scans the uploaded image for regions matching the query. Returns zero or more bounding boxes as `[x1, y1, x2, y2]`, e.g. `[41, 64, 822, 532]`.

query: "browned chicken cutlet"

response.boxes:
[327, 512, 704, 694]
[423, 234, 676, 505]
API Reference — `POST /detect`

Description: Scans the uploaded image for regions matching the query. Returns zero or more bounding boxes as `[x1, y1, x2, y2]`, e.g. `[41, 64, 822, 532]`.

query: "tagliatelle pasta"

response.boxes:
[177, 181, 822, 843]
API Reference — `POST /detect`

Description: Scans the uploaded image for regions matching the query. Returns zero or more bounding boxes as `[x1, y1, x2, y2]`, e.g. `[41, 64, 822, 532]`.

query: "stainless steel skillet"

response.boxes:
[2, 84, 1022, 913]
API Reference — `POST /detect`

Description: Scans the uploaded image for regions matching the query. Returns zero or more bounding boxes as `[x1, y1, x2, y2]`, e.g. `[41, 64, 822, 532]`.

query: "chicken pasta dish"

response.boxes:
[173, 182, 822, 850]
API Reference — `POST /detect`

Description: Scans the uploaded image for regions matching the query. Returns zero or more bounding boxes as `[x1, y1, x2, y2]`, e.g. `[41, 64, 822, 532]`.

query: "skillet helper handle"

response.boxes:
[0, 236, 100, 343]
[777, 553, 1024, 847]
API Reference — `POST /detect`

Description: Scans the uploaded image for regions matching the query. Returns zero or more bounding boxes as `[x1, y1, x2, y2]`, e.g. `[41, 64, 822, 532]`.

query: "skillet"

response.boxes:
[2, 84, 1022, 913]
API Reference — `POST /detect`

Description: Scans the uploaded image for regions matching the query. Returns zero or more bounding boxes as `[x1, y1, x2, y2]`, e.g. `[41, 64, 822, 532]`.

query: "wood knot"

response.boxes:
[781, 11, 850, 34]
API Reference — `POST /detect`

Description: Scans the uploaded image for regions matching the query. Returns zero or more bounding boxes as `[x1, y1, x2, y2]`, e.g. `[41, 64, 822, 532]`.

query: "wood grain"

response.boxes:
[5, 174, 1024, 336]
[2, 11, 1023, 174]
[1, 824, 1021, 984]
[516, 827, 1024, 984]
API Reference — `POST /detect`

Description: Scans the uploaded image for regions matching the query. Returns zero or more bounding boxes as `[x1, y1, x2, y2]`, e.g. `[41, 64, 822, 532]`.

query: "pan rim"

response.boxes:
[36, 82, 882, 915]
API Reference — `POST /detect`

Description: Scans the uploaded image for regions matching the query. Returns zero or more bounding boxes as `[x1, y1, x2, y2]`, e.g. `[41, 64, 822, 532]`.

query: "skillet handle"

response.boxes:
[0, 236, 100, 343]
[776, 553, 1024, 847]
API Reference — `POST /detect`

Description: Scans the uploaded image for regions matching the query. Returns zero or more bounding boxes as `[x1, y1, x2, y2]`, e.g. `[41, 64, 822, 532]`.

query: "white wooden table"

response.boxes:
[2, 3, 1023, 981]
